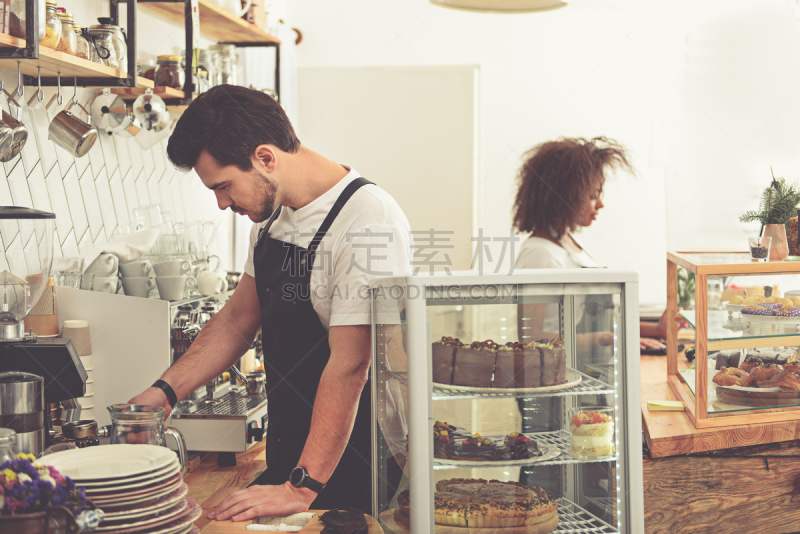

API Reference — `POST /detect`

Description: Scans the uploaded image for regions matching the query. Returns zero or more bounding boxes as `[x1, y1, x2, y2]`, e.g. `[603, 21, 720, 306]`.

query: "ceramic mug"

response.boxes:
[119, 260, 153, 278]
[155, 276, 196, 301]
[121, 276, 156, 298]
[86, 254, 119, 277]
[197, 270, 228, 296]
[92, 276, 118, 294]
[153, 259, 191, 277]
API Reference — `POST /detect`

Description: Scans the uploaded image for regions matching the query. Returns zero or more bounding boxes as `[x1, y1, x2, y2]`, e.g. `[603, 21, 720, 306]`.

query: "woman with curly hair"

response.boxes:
[512, 136, 686, 351]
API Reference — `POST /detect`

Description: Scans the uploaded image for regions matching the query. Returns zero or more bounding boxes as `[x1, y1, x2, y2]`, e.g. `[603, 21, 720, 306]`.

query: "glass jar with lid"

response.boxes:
[154, 55, 185, 89]
[87, 26, 119, 69]
[140, 58, 157, 81]
[9, 0, 46, 42]
[88, 21, 127, 71]
[14, 0, 61, 49]
[55, 12, 76, 55]
[197, 49, 216, 87]
[209, 44, 238, 86]
[74, 23, 92, 61]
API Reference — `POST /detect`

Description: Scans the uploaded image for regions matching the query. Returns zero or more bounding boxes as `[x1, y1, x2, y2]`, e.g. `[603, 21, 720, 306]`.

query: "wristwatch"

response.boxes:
[289, 466, 326, 493]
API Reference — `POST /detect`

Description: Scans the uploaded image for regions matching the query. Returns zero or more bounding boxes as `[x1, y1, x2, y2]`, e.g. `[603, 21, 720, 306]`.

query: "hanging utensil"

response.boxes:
[0, 88, 28, 162]
[48, 78, 97, 158]
[131, 88, 167, 131]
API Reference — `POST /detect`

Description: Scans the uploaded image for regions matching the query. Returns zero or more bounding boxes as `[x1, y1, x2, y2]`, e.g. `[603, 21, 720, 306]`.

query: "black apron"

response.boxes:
[250, 177, 374, 512]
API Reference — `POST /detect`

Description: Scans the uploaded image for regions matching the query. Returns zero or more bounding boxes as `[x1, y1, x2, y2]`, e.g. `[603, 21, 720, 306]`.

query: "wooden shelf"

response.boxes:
[0, 33, 129, 82]
[141, 0, 280, 44]
[99, 86, 187, 101]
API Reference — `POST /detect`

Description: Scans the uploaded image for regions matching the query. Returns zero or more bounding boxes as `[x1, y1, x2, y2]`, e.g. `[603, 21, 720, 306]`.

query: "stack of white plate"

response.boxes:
[38, 444, 200, 534]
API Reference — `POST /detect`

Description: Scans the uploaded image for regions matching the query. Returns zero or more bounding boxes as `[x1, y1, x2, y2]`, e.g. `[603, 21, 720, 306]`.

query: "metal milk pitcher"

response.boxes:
[107, 404, 187, 476]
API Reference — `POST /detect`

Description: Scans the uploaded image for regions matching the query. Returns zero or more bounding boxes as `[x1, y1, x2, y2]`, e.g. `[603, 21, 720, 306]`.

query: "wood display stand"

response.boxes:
[667, 251, 800, 428]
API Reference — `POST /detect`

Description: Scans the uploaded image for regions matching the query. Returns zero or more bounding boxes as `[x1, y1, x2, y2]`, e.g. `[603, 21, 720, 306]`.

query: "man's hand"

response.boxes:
[640, 337, 666, 351]
[128, 387, 172, 420]
[208, 482, 316, 522]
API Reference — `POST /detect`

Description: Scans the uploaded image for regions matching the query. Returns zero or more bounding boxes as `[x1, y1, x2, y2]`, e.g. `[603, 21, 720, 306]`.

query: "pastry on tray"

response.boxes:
[767, 370, 800, 392]
[399, 478, 558, 529]
[712, 367, 752, 387]
[749, 364, 783, 387]
[739, 356, 763, 375]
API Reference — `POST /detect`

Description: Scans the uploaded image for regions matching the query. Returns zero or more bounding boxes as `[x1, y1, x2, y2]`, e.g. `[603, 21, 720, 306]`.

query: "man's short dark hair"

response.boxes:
[166, 85, 301, 172]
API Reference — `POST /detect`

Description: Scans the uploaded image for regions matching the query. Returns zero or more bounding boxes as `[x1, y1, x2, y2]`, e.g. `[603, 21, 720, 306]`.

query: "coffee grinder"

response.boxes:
[0, 207, 87, 451]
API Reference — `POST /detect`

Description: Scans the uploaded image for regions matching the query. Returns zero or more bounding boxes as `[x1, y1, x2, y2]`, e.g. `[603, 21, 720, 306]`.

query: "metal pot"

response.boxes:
[49, 109, 98, 158]
[0, 372, 44, 456]
[61, 420, 97, 440]
[91, 93, 128, 136]
[132, 89, 167, 131]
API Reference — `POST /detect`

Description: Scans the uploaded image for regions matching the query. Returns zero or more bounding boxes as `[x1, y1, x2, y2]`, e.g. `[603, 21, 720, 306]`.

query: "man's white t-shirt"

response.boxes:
[243, 168, 412, 330]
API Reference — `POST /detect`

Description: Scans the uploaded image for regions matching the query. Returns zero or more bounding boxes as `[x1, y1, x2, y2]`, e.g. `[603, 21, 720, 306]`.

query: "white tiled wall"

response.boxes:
[0, 84, 231, 266]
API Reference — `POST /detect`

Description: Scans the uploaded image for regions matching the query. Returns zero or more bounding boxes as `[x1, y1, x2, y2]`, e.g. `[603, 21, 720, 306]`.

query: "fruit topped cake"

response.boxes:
[432, 336, 463, 385]
[433, 422, 543, 461]
[570, 410, 615, 458]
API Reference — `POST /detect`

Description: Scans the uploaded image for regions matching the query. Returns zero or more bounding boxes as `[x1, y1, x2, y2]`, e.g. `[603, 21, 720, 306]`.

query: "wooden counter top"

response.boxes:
[641, 354, 800, 457]
[185, 442, 266, 531]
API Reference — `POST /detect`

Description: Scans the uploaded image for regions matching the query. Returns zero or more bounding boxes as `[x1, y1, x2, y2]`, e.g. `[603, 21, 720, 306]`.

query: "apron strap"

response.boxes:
[257, 206, 283, 242]
[307, 177, 374, 256]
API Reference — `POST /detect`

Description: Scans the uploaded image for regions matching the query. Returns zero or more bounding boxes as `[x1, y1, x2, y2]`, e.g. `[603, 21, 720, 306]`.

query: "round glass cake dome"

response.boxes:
[0, 207, 55, 341]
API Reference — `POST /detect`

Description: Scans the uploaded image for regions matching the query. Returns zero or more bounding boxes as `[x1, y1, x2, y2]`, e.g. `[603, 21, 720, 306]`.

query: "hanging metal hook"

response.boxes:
[72, 77, 78, 106]
[36, 67, 43, 102]
[56, 72, 62, 106]
[16, 62, 23, 97]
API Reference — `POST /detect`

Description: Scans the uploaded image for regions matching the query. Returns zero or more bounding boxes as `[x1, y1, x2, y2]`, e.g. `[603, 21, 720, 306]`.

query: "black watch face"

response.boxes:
[290, 467, 304, 486]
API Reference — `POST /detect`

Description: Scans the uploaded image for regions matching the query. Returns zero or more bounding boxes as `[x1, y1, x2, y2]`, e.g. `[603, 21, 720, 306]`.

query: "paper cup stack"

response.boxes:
[61, 320, 94, 420]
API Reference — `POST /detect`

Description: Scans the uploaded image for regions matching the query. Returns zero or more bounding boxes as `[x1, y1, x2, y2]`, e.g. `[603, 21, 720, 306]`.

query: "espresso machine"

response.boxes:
[0, 207, 87, 454]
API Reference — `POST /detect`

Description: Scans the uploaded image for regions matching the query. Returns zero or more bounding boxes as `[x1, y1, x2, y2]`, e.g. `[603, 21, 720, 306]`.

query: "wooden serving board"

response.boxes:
[379, 509, 557, 534]
[299, 513, 383, 533]
[715, 386, 800, 408]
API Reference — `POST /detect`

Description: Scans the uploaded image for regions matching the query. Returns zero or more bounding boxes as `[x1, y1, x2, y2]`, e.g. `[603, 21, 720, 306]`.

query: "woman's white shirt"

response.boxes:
[515, 235, 599, 270]
[515, 235, 599, 335]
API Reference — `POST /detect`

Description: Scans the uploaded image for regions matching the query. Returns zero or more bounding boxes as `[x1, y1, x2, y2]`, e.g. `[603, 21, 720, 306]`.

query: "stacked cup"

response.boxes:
[120, 260, 156, 298]
[153, 259, 196, 301]
[61, 320, 94, 420]
[86, 253, 120, 293]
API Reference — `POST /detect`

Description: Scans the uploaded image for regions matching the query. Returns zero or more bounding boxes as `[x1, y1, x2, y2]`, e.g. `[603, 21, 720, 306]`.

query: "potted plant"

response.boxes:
[0, 453, 100, 533]
[739, 172, 800, 261]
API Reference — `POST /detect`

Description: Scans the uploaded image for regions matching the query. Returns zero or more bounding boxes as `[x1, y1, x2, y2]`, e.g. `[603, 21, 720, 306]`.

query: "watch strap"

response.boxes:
[303, 474, 326, 493]
[152, 379, 178, 408]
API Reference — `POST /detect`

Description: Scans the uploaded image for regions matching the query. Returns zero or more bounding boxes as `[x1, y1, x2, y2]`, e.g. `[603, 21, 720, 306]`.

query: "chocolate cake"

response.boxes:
[494, 342, 541, 388]
[320, 508, 368, 534]
[453, 340, 498, 388]
[536, 339, 566, 386]
[433, 421, 542, 461]
[431, 336, 462, 385]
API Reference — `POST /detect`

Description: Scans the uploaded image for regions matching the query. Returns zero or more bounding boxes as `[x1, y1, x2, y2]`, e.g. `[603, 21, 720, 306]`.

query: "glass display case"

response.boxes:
[668, 251, 800, 428]
[370, 271, 644, 534]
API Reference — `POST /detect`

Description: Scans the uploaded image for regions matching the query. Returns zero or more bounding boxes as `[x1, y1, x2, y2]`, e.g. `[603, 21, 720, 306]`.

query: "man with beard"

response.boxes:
[129, 85, 412, 521]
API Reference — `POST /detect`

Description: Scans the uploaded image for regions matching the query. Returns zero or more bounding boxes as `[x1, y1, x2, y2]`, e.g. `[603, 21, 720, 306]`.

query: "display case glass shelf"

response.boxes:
[370, 271, 644, 534]
[667, 251, 800, 429]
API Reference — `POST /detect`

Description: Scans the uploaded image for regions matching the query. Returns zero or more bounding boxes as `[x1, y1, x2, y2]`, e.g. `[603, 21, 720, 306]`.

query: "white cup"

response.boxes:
[153, 260, 192, 277]
[156, 276, 196, 301]
[79, 355, 93, 370]
[197, 270, 228, 296]
[121, 276, 156, 298]
[120, 260, 153, 278]
[86, 253, 119, 277]
[92, 276, 118, 293]
[84, 380, 94, 396]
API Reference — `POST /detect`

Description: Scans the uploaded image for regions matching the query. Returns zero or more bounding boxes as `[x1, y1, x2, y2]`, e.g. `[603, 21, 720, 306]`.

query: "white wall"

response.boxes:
[287, 0, 800, 305]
